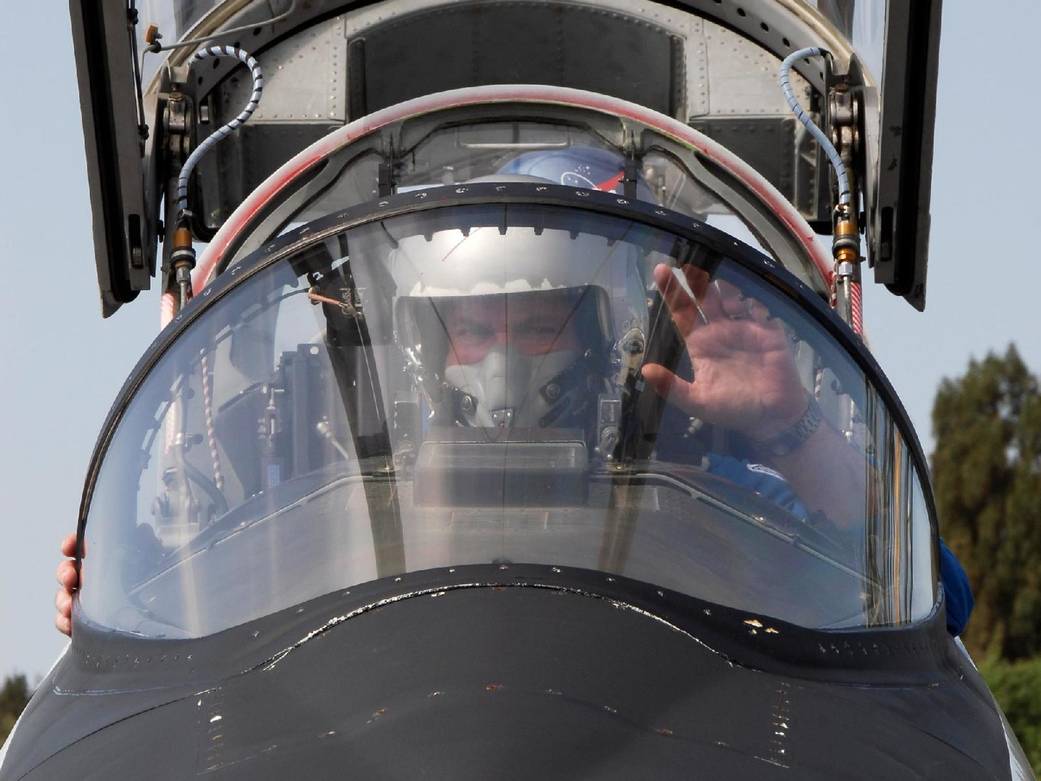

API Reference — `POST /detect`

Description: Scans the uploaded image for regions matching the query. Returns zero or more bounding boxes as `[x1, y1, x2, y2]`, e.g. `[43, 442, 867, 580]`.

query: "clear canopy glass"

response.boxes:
[81, 199, 935, 638]
[228, 128, 826, 293]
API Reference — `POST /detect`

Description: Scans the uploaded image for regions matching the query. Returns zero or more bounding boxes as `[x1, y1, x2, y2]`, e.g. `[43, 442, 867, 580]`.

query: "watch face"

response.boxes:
[760, 397, 823, 457]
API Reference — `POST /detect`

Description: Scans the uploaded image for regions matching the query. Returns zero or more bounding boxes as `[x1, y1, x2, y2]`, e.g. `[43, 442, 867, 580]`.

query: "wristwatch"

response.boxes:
[753, 395, 823, 457]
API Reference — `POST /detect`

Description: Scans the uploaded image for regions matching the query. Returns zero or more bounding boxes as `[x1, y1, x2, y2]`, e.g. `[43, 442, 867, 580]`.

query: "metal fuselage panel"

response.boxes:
[3, 568, 1010, 780]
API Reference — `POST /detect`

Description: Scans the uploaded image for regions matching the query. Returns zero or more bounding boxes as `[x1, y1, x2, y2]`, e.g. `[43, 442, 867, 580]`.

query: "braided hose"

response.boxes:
[778, 47, 850, 206]
[160, 289, 176, 328]
[199, 352, 225, 492]
[175, 45, 264, 217]
[779, 48, 863, 335]
[850, 280, 863, 335]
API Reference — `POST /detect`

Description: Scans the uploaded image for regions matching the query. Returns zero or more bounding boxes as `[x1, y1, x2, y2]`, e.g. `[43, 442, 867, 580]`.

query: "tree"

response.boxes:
[0, 674, 30, 745]
[932, 345, 1041, 660]
[980, 657, 1041, 774]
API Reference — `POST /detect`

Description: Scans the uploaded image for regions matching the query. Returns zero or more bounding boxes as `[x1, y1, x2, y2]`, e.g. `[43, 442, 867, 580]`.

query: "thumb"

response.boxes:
[642, 364, 703, 417]
[637, 366, 678, 399]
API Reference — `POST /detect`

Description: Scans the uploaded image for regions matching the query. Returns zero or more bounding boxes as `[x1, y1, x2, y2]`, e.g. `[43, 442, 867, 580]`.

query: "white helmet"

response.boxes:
[385, 214, 654, 432]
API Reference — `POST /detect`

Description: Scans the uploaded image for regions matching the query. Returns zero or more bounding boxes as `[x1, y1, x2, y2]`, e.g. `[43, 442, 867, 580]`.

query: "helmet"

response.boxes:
[387, 211, 652, 435]
[382, 148, 658, 435]
[497, 146, 657, 203]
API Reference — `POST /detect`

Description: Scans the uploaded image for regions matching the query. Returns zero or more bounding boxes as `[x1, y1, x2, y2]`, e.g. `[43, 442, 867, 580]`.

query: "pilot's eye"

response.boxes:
[451, 322, 494, 344]
[513, 321, 566, 354]
[517, 323, 559, 339]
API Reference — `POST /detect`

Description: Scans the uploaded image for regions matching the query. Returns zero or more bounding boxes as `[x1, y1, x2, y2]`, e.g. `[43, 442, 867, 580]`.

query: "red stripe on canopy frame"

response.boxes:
[189, 85, 834, 313]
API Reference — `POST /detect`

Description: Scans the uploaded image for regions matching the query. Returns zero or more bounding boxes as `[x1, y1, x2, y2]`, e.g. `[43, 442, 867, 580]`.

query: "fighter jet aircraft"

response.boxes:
[1, 1, 1033, 778]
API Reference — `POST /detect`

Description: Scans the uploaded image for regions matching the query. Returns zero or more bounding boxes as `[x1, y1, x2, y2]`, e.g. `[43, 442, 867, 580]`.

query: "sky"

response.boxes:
[1, 2, 1040, 680]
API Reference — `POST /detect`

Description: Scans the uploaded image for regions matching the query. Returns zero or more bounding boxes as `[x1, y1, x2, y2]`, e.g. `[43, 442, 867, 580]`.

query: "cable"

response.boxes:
[778, 47, 850, 206]
[166, 46, 263, 311]
[849, 277, 863, 335]
[199, 352, 225, 492]
[175, 45, 264, 218]
[146, 0, 296, 53]
[779, 47, 863, 336]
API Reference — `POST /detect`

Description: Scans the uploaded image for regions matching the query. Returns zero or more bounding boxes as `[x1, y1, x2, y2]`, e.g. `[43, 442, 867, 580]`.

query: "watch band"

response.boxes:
[754, 395, 823, 457]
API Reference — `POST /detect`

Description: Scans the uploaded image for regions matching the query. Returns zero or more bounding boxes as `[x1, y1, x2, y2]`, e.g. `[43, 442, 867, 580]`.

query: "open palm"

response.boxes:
[642, 263, 808, 440]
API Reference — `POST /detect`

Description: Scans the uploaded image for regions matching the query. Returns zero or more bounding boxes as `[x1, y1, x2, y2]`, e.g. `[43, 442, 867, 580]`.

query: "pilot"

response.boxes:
[493, 145, 974, 635]
[54, 147, 973, 638]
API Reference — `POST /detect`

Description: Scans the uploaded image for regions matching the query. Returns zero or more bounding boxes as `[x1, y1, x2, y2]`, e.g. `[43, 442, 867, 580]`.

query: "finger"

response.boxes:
[56, 560, 78, 590]
[747, 298, 772, 324]
[55, 612, 71, 637]
[641, 364, 704, 417]
[56, 587, 72, 616]
[60, 532, 77, 558]
[683, 266, 712, 301]
[713, 279, 757, 321]
[680, 266, 725, 322]
[687, 316, 789, 359]
[653, 264, 702, 337]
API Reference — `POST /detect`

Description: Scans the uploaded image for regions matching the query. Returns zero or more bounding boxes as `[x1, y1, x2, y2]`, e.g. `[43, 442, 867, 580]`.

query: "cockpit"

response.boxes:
[80, 180, 936, 639]
[65, 0, 948, 645]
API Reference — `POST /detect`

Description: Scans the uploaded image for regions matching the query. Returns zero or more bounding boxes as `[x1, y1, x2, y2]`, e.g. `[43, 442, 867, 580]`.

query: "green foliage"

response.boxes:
[932, 345, 1041, 660]
[0, 674, 30, 746]
[979, 656, 1041, 774]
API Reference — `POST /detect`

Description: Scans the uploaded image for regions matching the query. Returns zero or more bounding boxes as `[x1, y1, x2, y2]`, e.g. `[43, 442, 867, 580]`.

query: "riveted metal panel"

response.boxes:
[702, 22, 813, 117]
[218, 14, 348, 124]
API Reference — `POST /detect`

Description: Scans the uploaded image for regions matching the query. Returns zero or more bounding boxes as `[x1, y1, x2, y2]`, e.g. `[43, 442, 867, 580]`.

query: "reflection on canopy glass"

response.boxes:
[82, 203, 935, 638]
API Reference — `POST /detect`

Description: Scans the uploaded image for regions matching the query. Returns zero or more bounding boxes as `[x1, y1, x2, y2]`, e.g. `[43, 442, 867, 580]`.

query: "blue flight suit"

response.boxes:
[704, 453, 973, 636]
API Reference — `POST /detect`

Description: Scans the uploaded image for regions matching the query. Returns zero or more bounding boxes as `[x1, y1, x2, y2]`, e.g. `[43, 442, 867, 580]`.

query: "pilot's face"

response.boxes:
[442, 291, 580, 367]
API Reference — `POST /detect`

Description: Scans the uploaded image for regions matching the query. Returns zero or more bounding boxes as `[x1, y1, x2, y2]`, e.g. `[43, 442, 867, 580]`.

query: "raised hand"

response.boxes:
[55, 532, 79, 637]
[641, 263, 808, 440]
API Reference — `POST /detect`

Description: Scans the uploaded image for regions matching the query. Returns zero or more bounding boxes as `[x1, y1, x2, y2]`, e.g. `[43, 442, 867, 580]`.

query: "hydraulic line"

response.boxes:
[778, 47, 850, 207]
[163, 45, 264, 318]
[778, 47, 862, 335]
[145, 0, 297, 54]
[175, 45, 264, 219]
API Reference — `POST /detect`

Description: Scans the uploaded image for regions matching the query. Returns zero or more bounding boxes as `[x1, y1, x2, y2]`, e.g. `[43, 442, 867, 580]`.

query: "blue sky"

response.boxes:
[2, 2, 1039, 679]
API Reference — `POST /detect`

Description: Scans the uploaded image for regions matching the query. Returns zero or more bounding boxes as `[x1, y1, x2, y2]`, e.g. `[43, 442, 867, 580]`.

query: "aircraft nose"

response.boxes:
[86, 585, 983, 779]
